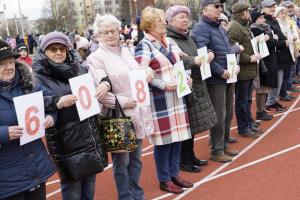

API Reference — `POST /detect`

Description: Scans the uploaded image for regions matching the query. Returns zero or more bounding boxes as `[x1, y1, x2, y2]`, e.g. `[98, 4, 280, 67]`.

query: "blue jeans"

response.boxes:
[235, 79, 254, 134]
[154, 142, 181, 182]
[61, 175, 96, 200]
[112, 139, 144, 200]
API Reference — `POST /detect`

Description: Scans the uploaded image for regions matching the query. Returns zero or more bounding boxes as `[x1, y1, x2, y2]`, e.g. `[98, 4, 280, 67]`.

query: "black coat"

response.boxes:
[264, 14, 294, 70]
[250, 22, 278, 88]
[32, 49, 108, 183]
[167, 26, 217, 134]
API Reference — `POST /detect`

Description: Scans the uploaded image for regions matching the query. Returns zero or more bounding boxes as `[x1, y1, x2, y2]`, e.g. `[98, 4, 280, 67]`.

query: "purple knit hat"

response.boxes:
[40, 31, 70, 52]
[165, 5, 190, 22]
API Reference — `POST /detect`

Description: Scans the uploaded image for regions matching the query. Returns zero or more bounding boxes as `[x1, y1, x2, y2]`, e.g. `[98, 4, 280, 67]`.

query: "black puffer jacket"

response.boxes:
[32, 48, 108, 183]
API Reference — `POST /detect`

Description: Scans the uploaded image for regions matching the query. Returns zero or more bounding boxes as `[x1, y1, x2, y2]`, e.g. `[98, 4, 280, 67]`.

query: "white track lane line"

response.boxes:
[46, 102, 300, 198]
[170, 94, 300, 200]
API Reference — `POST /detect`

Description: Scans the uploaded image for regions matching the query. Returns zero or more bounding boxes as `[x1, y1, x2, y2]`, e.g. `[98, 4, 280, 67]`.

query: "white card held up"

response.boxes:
[226, 54, 238, 83]
[128, 69, 150, 107]
[197, 46, 212, 80]
[174, 61, 192, 98]
[258, 34, 269, 58]
[13, 91, 45, 145]
[251, 38, 259, 55]
[69, 73, 101, 121]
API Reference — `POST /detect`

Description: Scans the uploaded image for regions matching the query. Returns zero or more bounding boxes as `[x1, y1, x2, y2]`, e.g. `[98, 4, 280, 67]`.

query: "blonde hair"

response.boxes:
[140, 6, 165, 32]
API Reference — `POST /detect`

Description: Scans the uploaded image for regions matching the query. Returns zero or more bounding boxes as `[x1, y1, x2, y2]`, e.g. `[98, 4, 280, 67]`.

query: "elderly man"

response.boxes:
[191, 0, 242, 163]
[228, 3, 262, 137]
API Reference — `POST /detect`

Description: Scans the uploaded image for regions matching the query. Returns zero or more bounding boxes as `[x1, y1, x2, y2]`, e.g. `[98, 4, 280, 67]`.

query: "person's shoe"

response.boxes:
[288, 86, 300, 93]
[192, 158, 208, 166]
[224, 147, 239, 156]
[228, 136, 237, 143]
[209, 152, 232, 163]
[293, 79, 300, 84]
[252, 121, 261, 127]
[266, 103, 286, 112]
[179, 164, 201, 173]
[280, 96, 292, 101]
[171, 176, 193, 188]
[239, 131, 260, 138]
[274, 102, 287, 111]
[160, 181, 184, 194]
[250, 126, 264, 134]
[256, 111, 273, 121]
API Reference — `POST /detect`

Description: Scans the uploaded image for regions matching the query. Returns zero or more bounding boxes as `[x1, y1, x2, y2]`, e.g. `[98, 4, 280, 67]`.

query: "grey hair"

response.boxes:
[93, 14, 121, 34]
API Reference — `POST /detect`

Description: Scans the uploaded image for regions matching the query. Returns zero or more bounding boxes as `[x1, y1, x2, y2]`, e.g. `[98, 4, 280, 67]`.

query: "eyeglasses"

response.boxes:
[46, 45, 67, 53]
[214, 4, 223, 9]
[99, 29, 119, 35]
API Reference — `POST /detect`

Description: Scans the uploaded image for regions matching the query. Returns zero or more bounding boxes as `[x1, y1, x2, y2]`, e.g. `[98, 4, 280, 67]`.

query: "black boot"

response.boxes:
[256, 111, 273, 121]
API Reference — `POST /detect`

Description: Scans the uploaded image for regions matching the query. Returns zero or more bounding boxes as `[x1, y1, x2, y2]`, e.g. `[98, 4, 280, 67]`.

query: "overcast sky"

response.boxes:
[0, 0, 45, 20]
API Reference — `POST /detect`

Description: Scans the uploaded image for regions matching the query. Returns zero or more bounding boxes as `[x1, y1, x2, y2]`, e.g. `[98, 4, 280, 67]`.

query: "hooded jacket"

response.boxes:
[0, 62, 55, 199]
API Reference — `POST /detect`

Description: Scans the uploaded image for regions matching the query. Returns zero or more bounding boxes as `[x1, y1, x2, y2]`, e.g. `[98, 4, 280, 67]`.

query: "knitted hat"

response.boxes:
[165, 5, 190, 22]
[76, 37, 90, 50]
[16, 43, 28, 52]
[232, 3, 250, 14]
[0, 40, 19, 62]
[40, 32, 70, 52]
[250, 11, 264, 23]
[275, 6, 286, 17]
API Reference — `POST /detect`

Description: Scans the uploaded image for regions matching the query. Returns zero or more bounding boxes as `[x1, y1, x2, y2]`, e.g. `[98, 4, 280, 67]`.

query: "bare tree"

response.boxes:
[34, 0, 77, 33]
[119, 0, 131, 25]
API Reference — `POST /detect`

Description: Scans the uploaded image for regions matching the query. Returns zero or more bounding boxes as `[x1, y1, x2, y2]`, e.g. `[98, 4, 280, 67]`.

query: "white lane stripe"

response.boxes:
[172, 94, 300, 200]
[46, 189, 61, 198]
[151, 144, 300, 200]
[46, 104, 300, 198]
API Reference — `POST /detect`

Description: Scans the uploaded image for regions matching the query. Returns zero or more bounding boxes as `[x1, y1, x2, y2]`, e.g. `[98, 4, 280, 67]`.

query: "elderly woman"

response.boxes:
[135, 7, 193, 194]
[165, 5, 217, 173]
[86, 14, 154, 200]
[0, 40, 55, 200]
[32, 32, 108, 200]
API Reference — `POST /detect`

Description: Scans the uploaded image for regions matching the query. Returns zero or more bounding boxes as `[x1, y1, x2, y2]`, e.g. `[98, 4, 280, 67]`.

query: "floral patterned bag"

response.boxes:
[97, 98, 138, 153]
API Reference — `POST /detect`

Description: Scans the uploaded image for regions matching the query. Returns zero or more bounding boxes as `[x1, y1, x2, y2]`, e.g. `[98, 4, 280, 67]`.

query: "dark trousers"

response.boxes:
[235, 79, 253, 134]
[207, 83, 234, 155]
[154, 142, 181, 182]
[4, 183, 46, 200]
[180, 135, 196, 165]
[280, 66, 292, 97]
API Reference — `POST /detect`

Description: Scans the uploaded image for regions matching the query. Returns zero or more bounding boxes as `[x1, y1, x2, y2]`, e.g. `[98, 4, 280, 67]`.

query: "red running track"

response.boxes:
[46, 87, 300, 200]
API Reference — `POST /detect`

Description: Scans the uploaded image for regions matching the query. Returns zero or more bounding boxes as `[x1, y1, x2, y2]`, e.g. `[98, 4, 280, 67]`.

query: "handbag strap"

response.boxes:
[114, 97, 127, 118]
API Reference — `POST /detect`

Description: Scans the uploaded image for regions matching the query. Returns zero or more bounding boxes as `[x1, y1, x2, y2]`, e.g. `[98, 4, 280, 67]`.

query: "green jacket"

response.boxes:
[228, 16, 257, 80]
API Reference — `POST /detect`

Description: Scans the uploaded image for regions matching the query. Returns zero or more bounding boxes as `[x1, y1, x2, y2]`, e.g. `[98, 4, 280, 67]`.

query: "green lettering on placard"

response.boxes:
[178, 71, 186, 93]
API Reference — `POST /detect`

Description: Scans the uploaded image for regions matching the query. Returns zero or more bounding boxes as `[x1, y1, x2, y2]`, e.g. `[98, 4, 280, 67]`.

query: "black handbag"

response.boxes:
[97, 98, 138, 153]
